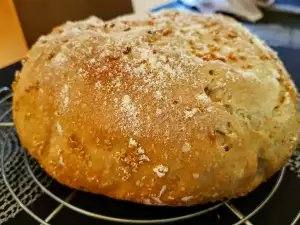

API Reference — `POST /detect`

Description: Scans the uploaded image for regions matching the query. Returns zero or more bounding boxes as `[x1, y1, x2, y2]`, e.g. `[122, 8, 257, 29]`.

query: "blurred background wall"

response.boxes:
[0, 0, 169, 69]
[0, 1, 28, 69]
[14, 0, 134, 46]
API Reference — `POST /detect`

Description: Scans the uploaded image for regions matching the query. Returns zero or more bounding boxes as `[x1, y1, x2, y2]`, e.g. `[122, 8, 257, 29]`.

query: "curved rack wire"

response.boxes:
[291, 211, 300, 225]
[0, 88, 298, 225]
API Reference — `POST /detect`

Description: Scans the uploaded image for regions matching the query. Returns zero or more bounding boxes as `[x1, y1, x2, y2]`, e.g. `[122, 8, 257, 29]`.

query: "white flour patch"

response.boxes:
[181, 196, 193, 202]
[59, 156, 64, 166]
[120, 95, 140, 133]
[52, 52, 68, 66]
[159, 185, 167, 198]
[206, 107, 213, 112]
[154, 91, 163, 100]
[152, 197, 162, 204]
[184, 108, 199, 119]
[152, 185, 167, 204]
[192, 173, 199, 179]
[60, 85, 70, 112]
[283, 92, 291, 104]
[56, 122, 63, 134]
[89, 58, 96, 63]
[156, 108, 162, 115]
[122, 95, 131, 106]
[136, 180, 141, 186]
[137, 147, 144, 154]
[153, 164, 168, 177]
[182, 142, 191, 152]
[134, 63, 146, 74]
[95, 81, 102, 90]
[129, 137, 138, 148]
[139, 154, 150, 161]
[196, 93, 210, 104]
[242, 71, 256, 79]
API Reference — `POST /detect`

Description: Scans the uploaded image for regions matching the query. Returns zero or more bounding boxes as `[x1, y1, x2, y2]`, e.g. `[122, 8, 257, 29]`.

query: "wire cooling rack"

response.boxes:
[0, 87, 299, 225]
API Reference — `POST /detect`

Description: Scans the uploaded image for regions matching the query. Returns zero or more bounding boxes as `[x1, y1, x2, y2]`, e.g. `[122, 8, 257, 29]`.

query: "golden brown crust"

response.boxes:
[13, 10, 299, 206]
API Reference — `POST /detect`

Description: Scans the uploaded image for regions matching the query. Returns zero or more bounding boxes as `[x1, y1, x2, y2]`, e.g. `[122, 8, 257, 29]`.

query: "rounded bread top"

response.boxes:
[13, 10, 299, 206]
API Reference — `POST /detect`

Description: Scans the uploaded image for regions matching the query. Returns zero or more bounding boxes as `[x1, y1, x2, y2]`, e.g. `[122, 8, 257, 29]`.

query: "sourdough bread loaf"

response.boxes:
[13, 10, 299, 206]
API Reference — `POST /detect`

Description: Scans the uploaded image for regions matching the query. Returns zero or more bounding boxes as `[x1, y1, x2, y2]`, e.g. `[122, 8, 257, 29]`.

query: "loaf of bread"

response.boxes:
[13, 10, 299, 206]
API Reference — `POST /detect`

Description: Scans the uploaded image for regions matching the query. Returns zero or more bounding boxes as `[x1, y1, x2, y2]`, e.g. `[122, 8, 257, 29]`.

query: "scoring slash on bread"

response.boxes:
[12, 10, 299, 206]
